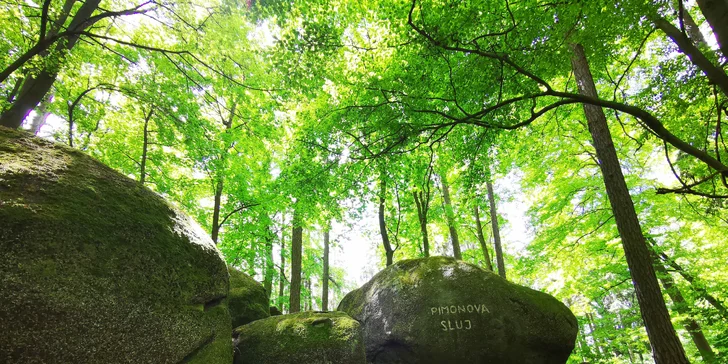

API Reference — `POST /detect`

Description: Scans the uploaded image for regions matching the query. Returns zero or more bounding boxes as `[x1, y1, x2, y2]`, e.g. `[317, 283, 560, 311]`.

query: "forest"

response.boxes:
[1, 0, 728, 362]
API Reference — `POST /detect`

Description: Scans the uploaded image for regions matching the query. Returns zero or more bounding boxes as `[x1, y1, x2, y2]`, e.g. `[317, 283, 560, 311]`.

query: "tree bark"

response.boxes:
[648, 240, 728, 319]
[279, 236, 286, 313]
[322, 227, 330, 311]
[378, 176, 395, 266]
[29, 94, 52, 135]
[263, 231, 274, 302]
[680, 4, 708, 46]
[413, 190, 430, 257]
[0, 0, 101, 129]
[440, 173, 462, 260]
[486, 179, 506, 278]
[210, 179, 224, 244]
[695, 0, 728, 58]
[289, 211, 303, 313]
[570, 43, 689, 364]
[651, 251, 716, 363]
[139, 108, 153, 185]
[305, 278, 312, 311]
[655, 18, 728, 98]
[474, 204, 494, 271]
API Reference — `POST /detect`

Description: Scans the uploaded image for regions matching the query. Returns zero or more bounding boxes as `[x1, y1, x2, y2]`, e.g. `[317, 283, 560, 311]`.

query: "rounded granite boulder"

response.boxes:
[233, 311, 366, 364]
[0, 128, 232, 363]
[337, 256, 578, 364]
[228, 266, 270, 328]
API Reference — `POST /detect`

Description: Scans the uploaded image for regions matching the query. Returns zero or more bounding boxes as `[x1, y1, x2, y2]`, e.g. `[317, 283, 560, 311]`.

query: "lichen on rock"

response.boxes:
[338, 256, 578, 364]
[0, 127, 232, 363]
[233, 311, 366, 364]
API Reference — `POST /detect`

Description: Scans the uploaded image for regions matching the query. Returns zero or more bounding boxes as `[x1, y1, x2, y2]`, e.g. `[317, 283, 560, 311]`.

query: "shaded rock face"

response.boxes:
[0, 128, 232, 363]
[228, 267, 270, 328]
[270, 306, 283, 316]
[338, 257, 578, 364]
[233, 311, 366, 364]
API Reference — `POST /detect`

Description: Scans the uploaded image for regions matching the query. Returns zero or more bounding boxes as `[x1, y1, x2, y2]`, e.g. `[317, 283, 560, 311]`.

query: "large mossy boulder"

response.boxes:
[0, 128, 232, 363]
[228, 267, 270, 328]
[338, 257, 578, 364]
[233, 311, 366, 364]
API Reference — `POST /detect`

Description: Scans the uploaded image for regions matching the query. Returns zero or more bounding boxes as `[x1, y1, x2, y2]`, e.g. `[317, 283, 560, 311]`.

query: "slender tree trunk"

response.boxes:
[306, 278, 313, 311]
[649, 240, 728, 319]
[486, 179, 506, 278]
[680, 4, 708, 46]
[0, 0, 101, 129]
[652, 251, 716, 363]
[440, 173, 462, 260]
[322, 227, 330, 311]
[413, 191, 430, 257]
[655, 18, 728, 97]
[695, 0, 728, 58]
[290, 211, 303, 313]
[279, 236, 286, 313]
[263, 232, 274, 302]
[29, 94, 52, 134]
[378, 176, 395, 266]
[587, 312, 606, 358]
[210, 108, 233, 244]
[570, 43, 689, 363]
[210, 179, 224, 244]
[474, 204, 494, 271]
[139, 108, 153, 185]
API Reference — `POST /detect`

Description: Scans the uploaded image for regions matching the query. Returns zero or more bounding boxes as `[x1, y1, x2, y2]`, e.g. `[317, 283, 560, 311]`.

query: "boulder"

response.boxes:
[233, 311, 366, 364]
[270, 306, 283, 316]
[228, 267, 270, 327]
[0, 128, 232, 363]
[338, 256, 578, 364]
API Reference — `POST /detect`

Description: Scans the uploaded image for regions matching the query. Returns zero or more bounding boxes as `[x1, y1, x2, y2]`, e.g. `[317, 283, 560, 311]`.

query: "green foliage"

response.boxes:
[4, 0, 728, 361]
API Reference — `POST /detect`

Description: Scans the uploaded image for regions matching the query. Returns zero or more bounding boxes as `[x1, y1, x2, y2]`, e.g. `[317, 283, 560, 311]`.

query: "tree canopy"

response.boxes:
[2, 0, 728, 362]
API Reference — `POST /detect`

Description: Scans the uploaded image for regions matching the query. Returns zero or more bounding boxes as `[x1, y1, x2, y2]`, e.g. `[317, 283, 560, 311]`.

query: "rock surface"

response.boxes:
[233, 311, 366, 364]
[228, 266, 270, 328]
[338, 256, 578, 364]
[0, 128, 232, 363]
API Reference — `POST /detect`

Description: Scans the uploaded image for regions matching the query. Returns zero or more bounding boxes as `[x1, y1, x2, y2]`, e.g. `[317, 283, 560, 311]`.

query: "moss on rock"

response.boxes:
[228, 266, 270, 328]
[0, 128, 232, 363]
[338, 256, 578, 364]
[233, 311, 366, 364]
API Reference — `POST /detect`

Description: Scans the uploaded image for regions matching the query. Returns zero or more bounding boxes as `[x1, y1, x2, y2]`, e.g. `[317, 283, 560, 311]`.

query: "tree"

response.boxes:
[322, 226, 330, 311]
[289, 209, 303, 313]
[440, 171, 462, 260]
[486, 179, 505, 278]
[570, 42, 689, 363]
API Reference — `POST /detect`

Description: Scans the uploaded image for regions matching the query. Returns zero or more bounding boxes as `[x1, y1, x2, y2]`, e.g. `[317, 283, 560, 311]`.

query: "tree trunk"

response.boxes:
[440, 173, 462, 260]
[139, 108, 153, 185]
[279, 236, 286, 313]
[263, 231, 274, 302]
[413, 190, 430, 257]
[486, 179, 506, 278]
[378, 176, 395, 266]
[306, 278, 313, 311]
[655, 18, 728, 98]
[322, 227, 330, 311]
[0, 0, 101, 129]
[651, 250, 716, 363]
[290, 211, 303, 313]
[474, 204, 494, 271]
[695, 0, 728, 58]
[29, 94, 52, 134]
[210, 179, 224, 244]
[570, 43, 689, 363]
[680, 4, 708, 46]
[649, 240, 728, 319]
